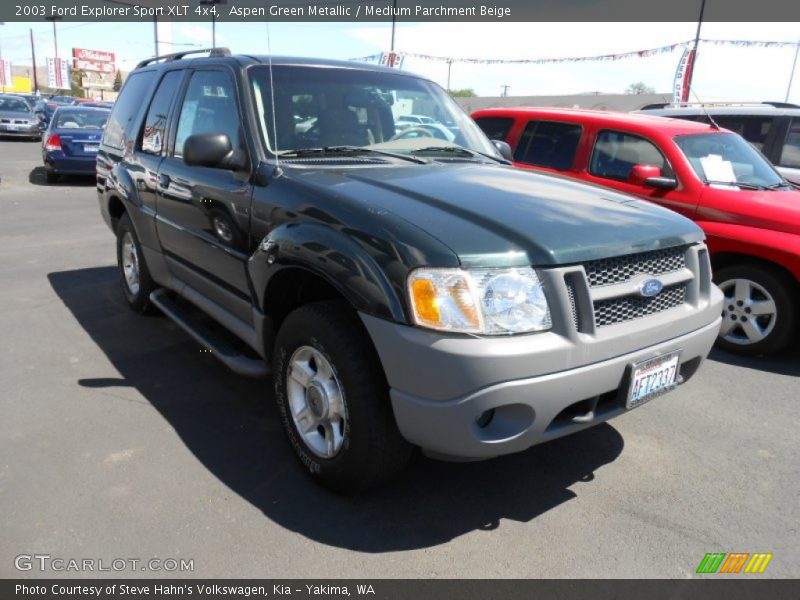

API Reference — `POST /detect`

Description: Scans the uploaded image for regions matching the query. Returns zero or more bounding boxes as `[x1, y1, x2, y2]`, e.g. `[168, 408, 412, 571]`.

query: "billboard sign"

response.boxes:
[47, 57, 71, 90]
[72, 48, 116, 63]
[74, 59, 116, 74]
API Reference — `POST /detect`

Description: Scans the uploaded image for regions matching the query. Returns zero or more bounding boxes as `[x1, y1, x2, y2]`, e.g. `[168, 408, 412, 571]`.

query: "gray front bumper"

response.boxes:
[361, 285, 722, 459]
[0, 126, 40, 137]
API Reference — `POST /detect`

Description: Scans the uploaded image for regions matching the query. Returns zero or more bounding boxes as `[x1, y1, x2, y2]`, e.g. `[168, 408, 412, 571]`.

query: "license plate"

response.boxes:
[626, 350, 681, 409]
[84, 144, 99, 152]
[7, 125, 20, 131]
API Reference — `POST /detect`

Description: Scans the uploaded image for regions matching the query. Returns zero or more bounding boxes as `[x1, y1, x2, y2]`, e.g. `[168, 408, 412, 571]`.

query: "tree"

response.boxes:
[449, 88, 477, 98]
[113, 71, 122, 92]
[625, 82, 655, 95]
[70, 68, 86, 98]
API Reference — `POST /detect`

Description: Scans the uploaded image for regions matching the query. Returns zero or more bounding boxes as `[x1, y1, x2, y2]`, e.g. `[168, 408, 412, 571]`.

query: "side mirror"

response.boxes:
[644, 176, 678, 190]
[183, 133, 247, 171]
[629, 163, 678, 190]
[629, 163, 662, 185]
[492, 139, 513, 161]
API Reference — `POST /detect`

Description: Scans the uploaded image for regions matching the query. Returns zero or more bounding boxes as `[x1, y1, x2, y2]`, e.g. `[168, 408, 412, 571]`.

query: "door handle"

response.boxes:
[158, 174, 171, 189]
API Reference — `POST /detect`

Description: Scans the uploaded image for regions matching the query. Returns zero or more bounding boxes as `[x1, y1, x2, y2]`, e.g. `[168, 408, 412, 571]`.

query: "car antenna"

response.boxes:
[266, 18, 282, 176]
[689, 87, 720, 130]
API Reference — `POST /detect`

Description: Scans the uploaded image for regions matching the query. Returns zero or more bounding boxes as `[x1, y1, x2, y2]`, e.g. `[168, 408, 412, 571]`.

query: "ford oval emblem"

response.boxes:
[640, 278, 664, 297]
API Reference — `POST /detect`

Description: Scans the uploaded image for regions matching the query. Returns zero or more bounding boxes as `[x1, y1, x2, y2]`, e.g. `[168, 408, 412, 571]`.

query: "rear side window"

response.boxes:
[779, 120, 800, 168]
[514, 120, 582, 170]
[474, 117, 514, 141]
[104, 71, 155, 150]
[140, 71, 183, 155]
[712, 116, 775, 151]
[590, 130, 671, 181]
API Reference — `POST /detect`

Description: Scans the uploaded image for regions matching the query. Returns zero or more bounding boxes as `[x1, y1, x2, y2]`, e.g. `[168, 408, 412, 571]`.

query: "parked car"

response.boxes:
[98, 49, 722, 491]
[635, 102, 800, 186]
[0, 94, 43, 140]
[473, 107, 800, 355]
[42, 106, 110, 183]
[48, 95, 75, 105]
[76, 101, 114, 110]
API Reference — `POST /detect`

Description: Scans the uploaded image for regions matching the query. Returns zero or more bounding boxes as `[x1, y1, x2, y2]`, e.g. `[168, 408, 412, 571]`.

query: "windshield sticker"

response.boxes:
[700, 154, 737, 184]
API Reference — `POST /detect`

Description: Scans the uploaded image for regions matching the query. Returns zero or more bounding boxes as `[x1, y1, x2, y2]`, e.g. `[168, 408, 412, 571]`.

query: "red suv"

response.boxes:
[473, 107, 800, 355]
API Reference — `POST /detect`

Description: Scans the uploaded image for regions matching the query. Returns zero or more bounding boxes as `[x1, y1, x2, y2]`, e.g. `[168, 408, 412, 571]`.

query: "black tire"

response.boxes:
[115, 212, 156, 314]
[45, 170, 58, 184]
[273, 301, 412, 493]
[714, 263, 797, 356]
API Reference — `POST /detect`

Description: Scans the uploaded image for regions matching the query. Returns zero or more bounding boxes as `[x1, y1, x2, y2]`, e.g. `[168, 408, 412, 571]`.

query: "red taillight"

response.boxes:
[45, 134, 62, 152]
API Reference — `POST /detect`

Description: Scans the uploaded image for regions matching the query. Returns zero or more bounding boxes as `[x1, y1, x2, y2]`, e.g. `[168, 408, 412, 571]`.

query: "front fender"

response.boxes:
[698, 220, 800, 281]
[248, 222, 407, 322]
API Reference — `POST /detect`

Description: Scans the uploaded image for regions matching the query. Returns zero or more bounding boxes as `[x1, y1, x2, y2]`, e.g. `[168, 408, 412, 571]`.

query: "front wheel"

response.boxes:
[273, 301, 412, 493]
[715, 264, 797, 356]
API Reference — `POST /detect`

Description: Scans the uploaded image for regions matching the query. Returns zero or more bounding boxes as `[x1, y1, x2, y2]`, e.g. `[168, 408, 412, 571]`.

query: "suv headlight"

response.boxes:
[408, 267, 551, 335]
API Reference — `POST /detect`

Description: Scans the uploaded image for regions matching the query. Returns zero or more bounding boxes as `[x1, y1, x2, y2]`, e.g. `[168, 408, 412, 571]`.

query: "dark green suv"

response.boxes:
[97, 49, 723, 492]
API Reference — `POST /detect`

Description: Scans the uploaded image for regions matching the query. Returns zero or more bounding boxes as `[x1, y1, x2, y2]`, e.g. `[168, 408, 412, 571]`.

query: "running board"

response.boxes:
[149, 289, 269, 378]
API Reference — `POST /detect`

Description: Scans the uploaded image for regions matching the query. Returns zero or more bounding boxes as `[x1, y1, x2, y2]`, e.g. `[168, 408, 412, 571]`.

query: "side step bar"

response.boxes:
[149, 290, 269, 378]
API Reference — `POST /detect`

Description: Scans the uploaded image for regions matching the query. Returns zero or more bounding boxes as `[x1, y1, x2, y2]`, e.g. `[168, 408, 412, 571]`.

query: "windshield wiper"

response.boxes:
[703, 179, 765, 190]
[412, 145, 510, 165]
[278, 145, 426, 164]
[764, 181, 794, 190]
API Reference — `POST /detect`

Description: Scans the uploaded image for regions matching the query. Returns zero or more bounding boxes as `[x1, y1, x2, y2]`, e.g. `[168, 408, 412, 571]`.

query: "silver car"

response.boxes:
[0, 94, 43, 141]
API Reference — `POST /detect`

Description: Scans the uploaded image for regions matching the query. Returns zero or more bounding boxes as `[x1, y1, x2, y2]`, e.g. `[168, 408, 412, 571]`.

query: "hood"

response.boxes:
[698, 186, 800, 236]
[285, 162, 704, 267]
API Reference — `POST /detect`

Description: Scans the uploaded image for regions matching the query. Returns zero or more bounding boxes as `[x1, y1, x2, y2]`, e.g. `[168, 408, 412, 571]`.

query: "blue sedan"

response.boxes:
[42, 106, 111, 183]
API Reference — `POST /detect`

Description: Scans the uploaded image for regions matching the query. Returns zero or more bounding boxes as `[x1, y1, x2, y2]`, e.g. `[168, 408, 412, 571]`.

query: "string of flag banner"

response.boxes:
[354, 38, 800, 66]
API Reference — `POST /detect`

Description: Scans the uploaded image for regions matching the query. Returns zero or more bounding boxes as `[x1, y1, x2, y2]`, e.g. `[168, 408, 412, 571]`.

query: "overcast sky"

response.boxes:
[1, 20, 798, 101]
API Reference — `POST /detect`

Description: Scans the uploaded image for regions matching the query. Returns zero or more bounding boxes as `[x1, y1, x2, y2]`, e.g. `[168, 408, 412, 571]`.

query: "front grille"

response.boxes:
[584, 246, 686, 287]
[0, 119, 29, 125]
[565, 278, 579, 330]
[594, 284, 687, 327]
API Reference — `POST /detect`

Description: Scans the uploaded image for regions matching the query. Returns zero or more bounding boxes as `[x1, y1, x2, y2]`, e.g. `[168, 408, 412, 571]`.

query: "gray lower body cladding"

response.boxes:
[361, 287, 723, 459]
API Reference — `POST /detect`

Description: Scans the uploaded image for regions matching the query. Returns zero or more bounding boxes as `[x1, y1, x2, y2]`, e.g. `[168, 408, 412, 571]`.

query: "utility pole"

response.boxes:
[29, 28, 39, 92]
[786, 40, 800, 103]
[44, 16, 61, 58]
[501, 84, 510, 97]
[153, 16, 159, 56]
[390, 0, 397, 52]
[446, 59, 452, 92]
[684, 0, 706, 95]
[199, 0, 225, 49]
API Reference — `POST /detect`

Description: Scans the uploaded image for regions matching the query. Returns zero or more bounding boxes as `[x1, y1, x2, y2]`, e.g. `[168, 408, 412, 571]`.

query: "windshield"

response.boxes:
[675, 132, 785, 188]
[248, 65, 498, 159]
[0, 97, 31, 113]
[53, 109, 109, 129]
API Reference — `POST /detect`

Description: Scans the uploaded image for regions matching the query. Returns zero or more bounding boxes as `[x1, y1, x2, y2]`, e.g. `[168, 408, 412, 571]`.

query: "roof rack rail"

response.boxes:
[135, 47, 231, 69]
[640, 101, 800, 110]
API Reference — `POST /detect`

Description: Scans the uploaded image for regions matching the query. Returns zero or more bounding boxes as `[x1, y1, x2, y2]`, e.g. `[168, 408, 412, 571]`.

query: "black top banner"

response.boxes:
[3, 0, 800, 22]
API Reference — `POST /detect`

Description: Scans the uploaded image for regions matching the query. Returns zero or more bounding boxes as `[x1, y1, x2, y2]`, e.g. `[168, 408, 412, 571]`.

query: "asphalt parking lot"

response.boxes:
[0, 138, 798, 579]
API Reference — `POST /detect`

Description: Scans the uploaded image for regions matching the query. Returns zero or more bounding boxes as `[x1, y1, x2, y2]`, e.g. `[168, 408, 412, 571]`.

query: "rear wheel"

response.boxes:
[273, 301, 412, 493]
[715, 264, 797, 356]
[45, 170, 58, 184]
[116, 212, 156, 314]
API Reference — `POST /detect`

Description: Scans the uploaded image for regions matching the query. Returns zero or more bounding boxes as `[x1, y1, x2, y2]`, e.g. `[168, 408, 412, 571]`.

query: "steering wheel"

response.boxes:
[390, 126, 437, 141]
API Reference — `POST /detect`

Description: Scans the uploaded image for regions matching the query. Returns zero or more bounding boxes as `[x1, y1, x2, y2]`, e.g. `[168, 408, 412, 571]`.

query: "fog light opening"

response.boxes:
[476, 408, 495, 429]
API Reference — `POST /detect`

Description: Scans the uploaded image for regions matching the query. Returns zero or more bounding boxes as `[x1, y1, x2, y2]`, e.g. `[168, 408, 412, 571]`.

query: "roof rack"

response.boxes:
[640, 101, 800, 110]
[135, 47, 231, 69]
